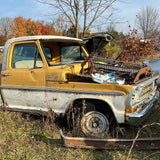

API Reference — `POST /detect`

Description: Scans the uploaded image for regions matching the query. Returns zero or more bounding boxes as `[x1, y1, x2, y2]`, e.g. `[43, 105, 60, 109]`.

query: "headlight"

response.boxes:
[126, 79, 156, 114]
[126, 86, 143, 112]
[131, 87, 143, 102]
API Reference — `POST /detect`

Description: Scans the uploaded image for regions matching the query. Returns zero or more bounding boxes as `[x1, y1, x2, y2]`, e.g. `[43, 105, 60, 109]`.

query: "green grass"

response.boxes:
[0, 101, 160, 160]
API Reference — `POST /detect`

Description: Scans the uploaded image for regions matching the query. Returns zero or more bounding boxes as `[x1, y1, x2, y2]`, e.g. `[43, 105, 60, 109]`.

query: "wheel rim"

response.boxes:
[81, 111, 109, 137]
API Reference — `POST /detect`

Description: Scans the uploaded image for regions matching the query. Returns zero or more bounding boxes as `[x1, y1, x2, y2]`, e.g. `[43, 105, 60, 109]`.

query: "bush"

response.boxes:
[118, 26, 155, 62]
[101, 42, 120, 59]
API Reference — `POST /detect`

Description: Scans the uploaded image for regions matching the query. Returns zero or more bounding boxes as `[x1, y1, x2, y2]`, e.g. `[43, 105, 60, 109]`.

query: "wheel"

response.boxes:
[81, 111, 109, 138]
[65, 100, 117, 138]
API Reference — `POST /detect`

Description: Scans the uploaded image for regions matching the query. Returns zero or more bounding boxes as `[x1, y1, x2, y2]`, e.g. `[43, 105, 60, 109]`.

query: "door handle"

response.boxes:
[1, 73, 12, 76]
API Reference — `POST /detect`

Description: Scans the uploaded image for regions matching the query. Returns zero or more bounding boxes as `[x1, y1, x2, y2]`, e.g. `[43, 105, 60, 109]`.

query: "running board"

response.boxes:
[60, 130, 160, 149]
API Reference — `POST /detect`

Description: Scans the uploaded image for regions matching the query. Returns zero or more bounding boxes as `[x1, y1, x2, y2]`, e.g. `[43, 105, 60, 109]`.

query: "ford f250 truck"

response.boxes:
[0, 35, 159, 138]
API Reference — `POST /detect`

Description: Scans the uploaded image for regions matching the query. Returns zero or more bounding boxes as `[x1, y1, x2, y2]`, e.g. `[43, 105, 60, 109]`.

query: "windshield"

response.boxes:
[61, 46, 86, 62]
[40, 40, 87, 65]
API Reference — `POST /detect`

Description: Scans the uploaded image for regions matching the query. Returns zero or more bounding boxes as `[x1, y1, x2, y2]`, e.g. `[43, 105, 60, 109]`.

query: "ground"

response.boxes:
[0, 101, 159, 160]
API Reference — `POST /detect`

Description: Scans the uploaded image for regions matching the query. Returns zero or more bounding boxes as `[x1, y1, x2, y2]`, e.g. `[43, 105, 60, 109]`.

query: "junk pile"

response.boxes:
[92, 72, 125, 85]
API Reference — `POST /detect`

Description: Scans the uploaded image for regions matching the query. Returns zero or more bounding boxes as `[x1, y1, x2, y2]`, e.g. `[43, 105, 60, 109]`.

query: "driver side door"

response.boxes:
[1, 41, 47, 112]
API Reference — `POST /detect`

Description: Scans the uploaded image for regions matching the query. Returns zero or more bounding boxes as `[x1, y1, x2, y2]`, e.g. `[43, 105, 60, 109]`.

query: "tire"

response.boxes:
[66, 100, 117, 138]
[81, 111, 109, 138]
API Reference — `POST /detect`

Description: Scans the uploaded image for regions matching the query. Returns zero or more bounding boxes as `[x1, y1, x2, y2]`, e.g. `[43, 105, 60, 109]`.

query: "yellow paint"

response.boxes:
[46, 79, 133, 95]
[2, 40, 47, 88]
[81, 46, 89, 56]
[42, 41, 61, 63]
[1, 39, 133, 95]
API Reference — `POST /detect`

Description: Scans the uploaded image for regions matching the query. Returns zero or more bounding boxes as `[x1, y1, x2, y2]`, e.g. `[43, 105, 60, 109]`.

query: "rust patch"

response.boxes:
[133, 66, 152, 83]
[60, 130, 160, 150]
[80, 52, 95, 75]
[66, 73, 93, 82]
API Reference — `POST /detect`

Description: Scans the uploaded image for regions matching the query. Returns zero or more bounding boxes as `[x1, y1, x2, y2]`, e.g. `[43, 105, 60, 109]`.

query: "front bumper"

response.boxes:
[125, 90, 159, 125]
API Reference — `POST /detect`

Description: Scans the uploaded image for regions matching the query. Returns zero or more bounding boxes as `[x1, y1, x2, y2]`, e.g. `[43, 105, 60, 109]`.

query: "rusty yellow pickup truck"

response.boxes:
[0, 35, 159, 138]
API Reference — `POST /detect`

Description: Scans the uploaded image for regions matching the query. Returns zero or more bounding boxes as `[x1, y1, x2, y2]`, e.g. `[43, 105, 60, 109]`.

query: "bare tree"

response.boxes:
[136, 6, 160, 39]
[37, 0, 119, 38]
[0, 17, 12, 37]
[106, 22, 116, 33]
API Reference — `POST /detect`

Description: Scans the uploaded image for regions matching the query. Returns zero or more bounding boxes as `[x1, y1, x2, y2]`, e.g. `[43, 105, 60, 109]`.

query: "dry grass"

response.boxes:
[0, 101, 160, 160]
[0, 111, 62, 159]
[119, 102, 160, 139]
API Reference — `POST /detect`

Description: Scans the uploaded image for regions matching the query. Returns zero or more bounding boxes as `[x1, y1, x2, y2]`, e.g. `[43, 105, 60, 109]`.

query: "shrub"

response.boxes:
[101, 43, 120, 59]
[118, 26, 155, 62]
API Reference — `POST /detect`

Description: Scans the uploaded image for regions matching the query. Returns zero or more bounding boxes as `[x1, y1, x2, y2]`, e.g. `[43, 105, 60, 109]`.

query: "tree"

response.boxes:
[0, 17, 12, 38]
[10, 16, 42, 37]
[39, 21, 52, 35]
[118, 26, 155, 62]
[106, 24, 125, 41]
[38, 20, 62, 35]
[0, 34, 7, 46]
[136, 6, 160, 39]
[66, 25, 77, 37]
[100, 25, 125, 59]
[37, 0, 120, 38]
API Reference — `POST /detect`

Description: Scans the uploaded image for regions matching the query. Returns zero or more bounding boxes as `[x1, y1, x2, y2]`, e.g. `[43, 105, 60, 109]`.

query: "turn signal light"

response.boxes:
[125, 107, 137, 113]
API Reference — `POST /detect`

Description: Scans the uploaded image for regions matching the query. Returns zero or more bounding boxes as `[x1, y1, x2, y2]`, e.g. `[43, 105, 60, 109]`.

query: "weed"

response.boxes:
[0, 100, 160, 159]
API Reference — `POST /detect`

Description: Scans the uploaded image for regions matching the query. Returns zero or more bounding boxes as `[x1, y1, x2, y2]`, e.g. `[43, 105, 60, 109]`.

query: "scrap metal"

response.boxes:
[92, 56, 152, 84]
[60, 130, 160, 150]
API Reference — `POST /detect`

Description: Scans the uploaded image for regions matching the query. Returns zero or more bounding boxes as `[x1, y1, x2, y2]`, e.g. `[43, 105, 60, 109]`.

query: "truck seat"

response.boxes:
[15, 60, 43, 69]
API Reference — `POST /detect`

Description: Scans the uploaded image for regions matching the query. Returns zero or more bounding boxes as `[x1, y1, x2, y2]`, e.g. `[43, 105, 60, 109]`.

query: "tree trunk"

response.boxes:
[83, 0, 87, 36]
[75, 0, 79, 38]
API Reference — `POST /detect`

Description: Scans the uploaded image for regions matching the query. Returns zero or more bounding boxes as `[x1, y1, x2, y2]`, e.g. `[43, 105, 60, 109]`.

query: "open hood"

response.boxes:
[83, 32, 113, 55]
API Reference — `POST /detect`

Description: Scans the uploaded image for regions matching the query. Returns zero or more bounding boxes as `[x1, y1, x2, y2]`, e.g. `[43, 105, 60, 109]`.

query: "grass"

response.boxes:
[120, 102, 160, 139]
[0, 101, 160, 160]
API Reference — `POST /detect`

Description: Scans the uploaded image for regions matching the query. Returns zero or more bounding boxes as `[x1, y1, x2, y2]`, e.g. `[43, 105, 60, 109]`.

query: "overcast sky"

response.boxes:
[1, 0, 160, 33]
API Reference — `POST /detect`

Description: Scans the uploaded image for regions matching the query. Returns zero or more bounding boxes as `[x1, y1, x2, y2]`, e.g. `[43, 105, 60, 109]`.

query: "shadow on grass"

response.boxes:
[31, 133, 64, 148]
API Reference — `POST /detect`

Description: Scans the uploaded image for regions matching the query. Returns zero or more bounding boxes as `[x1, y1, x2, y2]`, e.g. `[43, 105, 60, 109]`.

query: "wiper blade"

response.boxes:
[49, 60, 83, 66]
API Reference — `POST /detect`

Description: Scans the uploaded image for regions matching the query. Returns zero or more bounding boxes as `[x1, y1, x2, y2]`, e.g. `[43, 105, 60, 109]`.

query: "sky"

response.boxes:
[116, 0, 160, 32]
[1, 0, 160, 33]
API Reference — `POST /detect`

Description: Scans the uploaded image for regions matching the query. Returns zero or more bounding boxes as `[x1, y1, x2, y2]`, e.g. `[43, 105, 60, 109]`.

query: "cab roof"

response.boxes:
[6, 35, 83, 44]
[2, 35, 83, 71]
